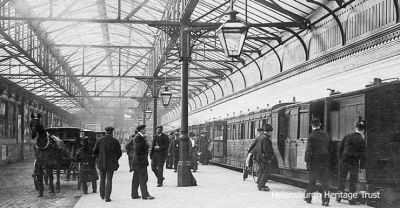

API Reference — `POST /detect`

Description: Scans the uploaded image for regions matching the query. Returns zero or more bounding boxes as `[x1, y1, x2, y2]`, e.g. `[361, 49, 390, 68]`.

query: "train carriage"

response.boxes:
[202, 79, 400, 206]
[207, 120, 227, 164]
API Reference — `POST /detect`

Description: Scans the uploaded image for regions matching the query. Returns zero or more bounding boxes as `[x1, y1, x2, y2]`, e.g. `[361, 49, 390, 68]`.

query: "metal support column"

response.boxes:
[143, 105, 146, 125]
[178, 22, 196, 187]
[152, 80, 158, 137]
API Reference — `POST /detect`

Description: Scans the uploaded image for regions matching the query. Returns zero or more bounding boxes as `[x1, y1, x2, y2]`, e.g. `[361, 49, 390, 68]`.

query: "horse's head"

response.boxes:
[30, 113, 44, 139]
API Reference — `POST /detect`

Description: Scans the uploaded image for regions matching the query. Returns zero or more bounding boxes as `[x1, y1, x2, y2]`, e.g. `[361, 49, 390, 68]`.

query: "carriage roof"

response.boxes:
[45, 127, 81, 142]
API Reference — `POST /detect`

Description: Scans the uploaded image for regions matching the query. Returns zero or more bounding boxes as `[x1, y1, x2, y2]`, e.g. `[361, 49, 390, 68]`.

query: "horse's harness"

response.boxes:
[35, 132, 51, 150]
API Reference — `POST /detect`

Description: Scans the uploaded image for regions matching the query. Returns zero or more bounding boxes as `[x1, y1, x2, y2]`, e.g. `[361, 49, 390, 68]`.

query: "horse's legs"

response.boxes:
[37, 163, 44, 197]
[48, 167, 55, 196]
[56, 169, 61, 193]
[66, 169, 70, 181]
[44, 170, 48, 185]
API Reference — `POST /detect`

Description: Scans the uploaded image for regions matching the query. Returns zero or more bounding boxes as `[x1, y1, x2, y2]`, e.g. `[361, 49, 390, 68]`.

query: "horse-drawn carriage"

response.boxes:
[30, 115, 83, 196]
[94, 130, 106, 140]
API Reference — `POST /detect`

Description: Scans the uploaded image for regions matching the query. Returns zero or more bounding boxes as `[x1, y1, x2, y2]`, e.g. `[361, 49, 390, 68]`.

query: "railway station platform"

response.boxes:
[74, 156, 368, 208]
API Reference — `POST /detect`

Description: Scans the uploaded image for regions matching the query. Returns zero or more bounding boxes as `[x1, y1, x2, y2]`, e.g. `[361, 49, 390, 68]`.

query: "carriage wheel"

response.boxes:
[252, 161, 259, 183]
[32, 160, 40, 191]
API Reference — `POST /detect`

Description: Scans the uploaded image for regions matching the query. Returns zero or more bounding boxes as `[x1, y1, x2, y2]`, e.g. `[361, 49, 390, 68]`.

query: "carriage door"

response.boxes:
[285, 106, 299, 168]
[297, 104, 310, 170]
[213, 123, 224, 159]
[329, 95, 365, 182]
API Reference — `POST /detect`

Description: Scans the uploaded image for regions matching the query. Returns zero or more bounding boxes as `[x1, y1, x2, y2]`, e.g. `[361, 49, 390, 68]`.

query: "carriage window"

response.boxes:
[233, 124, 236, 140]
[240, 123, 245, 140]
[250, 121, 255, 139]
[66, 130, 79, 137]
[262, 119, 267, 128]
[234, 124, 240, 140]
[0, 101, 5, 116]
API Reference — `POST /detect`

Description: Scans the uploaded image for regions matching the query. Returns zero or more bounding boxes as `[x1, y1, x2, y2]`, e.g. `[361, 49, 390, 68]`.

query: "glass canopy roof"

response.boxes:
[0, 0, 333, 115]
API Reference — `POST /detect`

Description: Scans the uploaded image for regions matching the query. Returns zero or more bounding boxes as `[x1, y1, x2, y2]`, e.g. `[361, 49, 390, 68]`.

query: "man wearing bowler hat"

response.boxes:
[93, 126, 122, 202]
[150, 125, 170, 187]
[130, 125, 154, 200]
[304, 118, 331, 206]
[337, 120, 366, 205]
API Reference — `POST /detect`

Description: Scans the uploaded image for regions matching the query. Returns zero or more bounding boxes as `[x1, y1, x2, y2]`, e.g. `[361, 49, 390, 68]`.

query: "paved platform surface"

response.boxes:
[74, 155, 368, 208]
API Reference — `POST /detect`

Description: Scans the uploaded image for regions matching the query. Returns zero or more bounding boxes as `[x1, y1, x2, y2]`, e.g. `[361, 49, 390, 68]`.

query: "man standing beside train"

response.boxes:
[93, 126, 122, 202]
[304, 118, 331, 207]
[150, 125, 170, 187]
[337, 121, 366, 205]
[248, 125, 275, 191]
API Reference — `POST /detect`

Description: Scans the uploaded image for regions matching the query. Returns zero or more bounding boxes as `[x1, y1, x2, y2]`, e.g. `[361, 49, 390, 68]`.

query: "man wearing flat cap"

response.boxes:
[337, 120, 366, 205]
[150, 125, 170, 187]
[129, 125, 154, 200]
[93, 126, 122, 202]
[248, 124, 275, 192]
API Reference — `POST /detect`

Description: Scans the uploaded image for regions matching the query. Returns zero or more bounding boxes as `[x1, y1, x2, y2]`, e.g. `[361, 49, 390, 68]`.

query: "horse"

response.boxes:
[30, 113, 68, 196]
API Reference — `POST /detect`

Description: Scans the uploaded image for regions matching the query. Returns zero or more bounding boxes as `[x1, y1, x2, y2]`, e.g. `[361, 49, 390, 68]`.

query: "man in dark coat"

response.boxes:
[125, 130, 138, 172]
[199, 131, 212, 165]
[304, 118, 331, 207]
[337, 121, 366, 205]
[248, 125, 275, 191]
[150, 125, 170, 187]
[74, 136, 98, 194]
[165, 132, 175, 169]
[129, 125, 154, 200]
[93, 126, 122, 202]
[168, 130, 180, 172]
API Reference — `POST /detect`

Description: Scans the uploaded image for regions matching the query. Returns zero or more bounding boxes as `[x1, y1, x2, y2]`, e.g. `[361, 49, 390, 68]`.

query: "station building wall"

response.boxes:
[0, 78, 71, 166]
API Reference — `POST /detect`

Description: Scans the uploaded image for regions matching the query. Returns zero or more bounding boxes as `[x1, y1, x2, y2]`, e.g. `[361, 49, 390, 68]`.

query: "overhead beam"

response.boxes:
[0, 16, 180, 25]
[167, 59, 240, 62]
[252, 0, 309, 24]
[0, 16, 306, 29]
[51, 44, 154, 49]
[191, 0, 229, 23]
[125, 0, 150, 20]
[170, 48, 257, 53]
[180, 0, 199, 21]
[1, 73, 221, 80]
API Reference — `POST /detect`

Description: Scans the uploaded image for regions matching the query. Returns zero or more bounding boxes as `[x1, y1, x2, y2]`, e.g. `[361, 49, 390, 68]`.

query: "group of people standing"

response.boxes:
[123, 125, 212, 200]
[72, 118, 365, 205]
[72, 126, 121, 202]
[304, 118, 366, 206]
[248, 118, 366, 207]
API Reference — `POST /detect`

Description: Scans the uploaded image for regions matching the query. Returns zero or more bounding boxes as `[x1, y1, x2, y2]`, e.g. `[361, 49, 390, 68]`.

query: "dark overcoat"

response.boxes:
[248, 133, 275, 164]
[168, 139, 179, 157]
[93, 134, 122, 171]
[74, 147, 99, 181]
[339, 132, 366, 168]
[131, 133, 150, 170]
[150, 132, 170, 159]
[305, 129, 331, 167]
